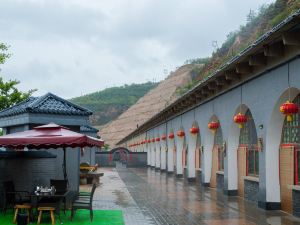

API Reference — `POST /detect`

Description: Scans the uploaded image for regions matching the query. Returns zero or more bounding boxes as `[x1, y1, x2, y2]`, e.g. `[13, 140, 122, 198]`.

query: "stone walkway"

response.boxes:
[87, 164, 300, 225]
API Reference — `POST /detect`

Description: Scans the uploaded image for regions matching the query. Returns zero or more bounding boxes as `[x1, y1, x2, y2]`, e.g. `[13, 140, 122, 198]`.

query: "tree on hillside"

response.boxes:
[0, 43, 36, 110]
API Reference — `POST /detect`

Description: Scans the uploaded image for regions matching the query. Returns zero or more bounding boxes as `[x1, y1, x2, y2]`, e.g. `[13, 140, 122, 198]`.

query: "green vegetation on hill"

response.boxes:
[179, 0, 300, 94]
[71, 82, 158, 126]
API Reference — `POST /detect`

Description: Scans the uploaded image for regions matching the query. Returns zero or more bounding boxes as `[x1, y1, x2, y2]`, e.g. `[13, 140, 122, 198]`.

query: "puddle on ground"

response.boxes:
[113, 190, 130, 207]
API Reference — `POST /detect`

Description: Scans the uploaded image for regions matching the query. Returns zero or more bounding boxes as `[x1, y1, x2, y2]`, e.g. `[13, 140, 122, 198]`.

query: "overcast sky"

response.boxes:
[0, 0, 274, 98]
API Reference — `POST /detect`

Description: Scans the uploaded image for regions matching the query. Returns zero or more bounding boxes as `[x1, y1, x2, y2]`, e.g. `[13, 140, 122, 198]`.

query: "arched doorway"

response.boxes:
[279, 93, 300, 213]
[176, 127, 186, 177]
[167, 129, 175, 173]
[210, 119, 224, 190]
[187, 121, 200, 181]
[111, 147, 130, 163]
[237, 109, 258, 198]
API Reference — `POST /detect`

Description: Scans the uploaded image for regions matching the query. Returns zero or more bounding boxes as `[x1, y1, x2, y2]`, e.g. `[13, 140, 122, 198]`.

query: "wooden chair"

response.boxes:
[71, 184, 97, 222]
[13, 204, 32, 224]
[2, 180, 30, 213]
[37, 207, 55, 225]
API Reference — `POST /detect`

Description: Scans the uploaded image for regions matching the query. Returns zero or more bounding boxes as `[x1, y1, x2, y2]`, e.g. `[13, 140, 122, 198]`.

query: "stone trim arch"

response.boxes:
[167, 128, 175, 173]
[175, 126, 186, 177]
[187, 121, 200, 181]
[265, 87, 300, 211]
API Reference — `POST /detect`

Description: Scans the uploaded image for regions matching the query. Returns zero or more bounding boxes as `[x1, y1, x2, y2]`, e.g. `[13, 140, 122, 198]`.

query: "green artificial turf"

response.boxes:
[0, 209, 124, 225]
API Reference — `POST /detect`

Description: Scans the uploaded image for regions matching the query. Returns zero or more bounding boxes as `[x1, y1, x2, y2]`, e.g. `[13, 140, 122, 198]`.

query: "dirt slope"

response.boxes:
[98, 64, 200, 148]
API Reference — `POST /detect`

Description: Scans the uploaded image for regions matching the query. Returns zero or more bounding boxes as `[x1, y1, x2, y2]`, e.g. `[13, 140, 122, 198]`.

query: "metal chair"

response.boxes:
[71, 184, 97, 222]
[49, 179, 68, 213]
[2, 180, 30, 213]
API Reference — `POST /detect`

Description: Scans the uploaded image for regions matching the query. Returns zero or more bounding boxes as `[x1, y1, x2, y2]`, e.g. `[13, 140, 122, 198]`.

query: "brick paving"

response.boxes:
[88, 164, 300, 225]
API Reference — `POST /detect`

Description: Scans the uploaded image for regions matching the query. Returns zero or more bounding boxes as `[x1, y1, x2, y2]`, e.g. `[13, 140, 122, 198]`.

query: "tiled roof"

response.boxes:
[0, 92, 92, 118]
[80, 125, 99, 133]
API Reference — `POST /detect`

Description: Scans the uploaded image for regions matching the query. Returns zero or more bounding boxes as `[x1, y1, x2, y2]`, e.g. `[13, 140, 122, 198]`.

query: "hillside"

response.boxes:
[71, 82, 158, 126]
[179, 0, 300, 94]
[99, 64, 202, 148]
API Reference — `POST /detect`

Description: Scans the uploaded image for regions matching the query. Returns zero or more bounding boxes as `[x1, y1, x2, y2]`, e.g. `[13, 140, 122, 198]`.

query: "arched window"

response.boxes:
[281, 94, 300, 184]
[214, 127, 224, 171]
[239, 110, 258, 177]
[281, 94, 300, 144]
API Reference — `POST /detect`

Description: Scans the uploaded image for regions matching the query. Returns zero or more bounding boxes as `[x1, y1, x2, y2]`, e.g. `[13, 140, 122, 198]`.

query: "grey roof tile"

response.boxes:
[80, 125, 99, 132]
[0, 92, 92, 118]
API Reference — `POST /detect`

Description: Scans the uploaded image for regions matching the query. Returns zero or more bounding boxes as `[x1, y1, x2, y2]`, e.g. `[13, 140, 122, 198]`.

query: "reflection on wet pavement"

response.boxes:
[81, 166, 155, 225]
[84, 163, 300, 225]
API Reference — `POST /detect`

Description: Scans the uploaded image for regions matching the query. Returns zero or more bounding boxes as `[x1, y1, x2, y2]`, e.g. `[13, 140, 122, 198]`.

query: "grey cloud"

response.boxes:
[0, 0, 275, 98]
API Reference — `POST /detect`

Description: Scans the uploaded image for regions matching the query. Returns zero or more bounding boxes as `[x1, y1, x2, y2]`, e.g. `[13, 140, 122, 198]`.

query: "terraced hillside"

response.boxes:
[99, 64, 201, 148]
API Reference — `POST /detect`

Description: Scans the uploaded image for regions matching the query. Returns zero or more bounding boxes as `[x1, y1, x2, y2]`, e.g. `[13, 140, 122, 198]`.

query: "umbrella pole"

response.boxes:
[63, 147, 67, 180]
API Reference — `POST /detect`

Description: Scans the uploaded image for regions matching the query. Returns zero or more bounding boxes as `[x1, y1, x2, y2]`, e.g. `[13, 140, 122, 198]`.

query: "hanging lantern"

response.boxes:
[234, 113, 247, 129]
[147, 139, 151, 143]
[156, 137, 160, 142]
[161, 135, 167, 141]
[280, 100, 299, 122]
[189, 126, 199, 135]
[177, 130, 185, 138]
[208, 121, 220, 133]
[152, 138, 155, 143]
[168, 133, 175, 139]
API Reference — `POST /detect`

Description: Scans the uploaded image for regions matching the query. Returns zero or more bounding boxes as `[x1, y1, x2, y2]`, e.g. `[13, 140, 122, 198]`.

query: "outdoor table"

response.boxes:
[30, 190, 70, 222]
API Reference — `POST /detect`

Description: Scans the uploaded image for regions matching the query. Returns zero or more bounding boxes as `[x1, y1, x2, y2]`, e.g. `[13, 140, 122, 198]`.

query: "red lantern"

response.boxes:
[152, 138, 155, 143]
[147, 139, 151, 143]
[161, 135, 167, 141]
[156, 137, 160, 142]
[177, 130, 185, 138]
[208, 121, 220, 133]
[189, 126, 199, 135]
[168, 133, 175, 139]
[234, 113, 247, 129]
[280, 100, 299, 122]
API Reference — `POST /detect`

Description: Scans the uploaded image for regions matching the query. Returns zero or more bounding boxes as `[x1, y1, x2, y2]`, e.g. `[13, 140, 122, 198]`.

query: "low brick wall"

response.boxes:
[96, 152, 147, 167]
[126, 152, 147, 167]
[217, 173, 224, 191]
[244, 179, 259, 203]
[95, 152, 116, 167]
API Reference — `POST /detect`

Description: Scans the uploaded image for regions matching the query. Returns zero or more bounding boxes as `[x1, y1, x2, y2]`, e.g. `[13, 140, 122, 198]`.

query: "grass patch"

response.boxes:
[0, 209, 124, 225]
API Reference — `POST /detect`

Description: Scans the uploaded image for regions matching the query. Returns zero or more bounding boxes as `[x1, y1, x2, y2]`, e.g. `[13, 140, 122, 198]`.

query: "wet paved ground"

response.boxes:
[87, 164, 300, 225]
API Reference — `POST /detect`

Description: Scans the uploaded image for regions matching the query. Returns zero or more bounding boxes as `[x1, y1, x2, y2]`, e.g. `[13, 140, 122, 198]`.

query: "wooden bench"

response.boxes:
[80, 172, 103, 186]
[13, 204, 32, 224]
[37, 207, 55, 225]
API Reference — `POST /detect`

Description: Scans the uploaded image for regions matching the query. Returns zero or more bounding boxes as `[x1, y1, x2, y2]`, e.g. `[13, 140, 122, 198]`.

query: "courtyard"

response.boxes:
[94, 164, 300, 225]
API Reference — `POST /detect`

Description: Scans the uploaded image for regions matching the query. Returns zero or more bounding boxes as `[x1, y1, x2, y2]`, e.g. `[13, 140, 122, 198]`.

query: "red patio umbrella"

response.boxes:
[0, 123, 104, 180]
